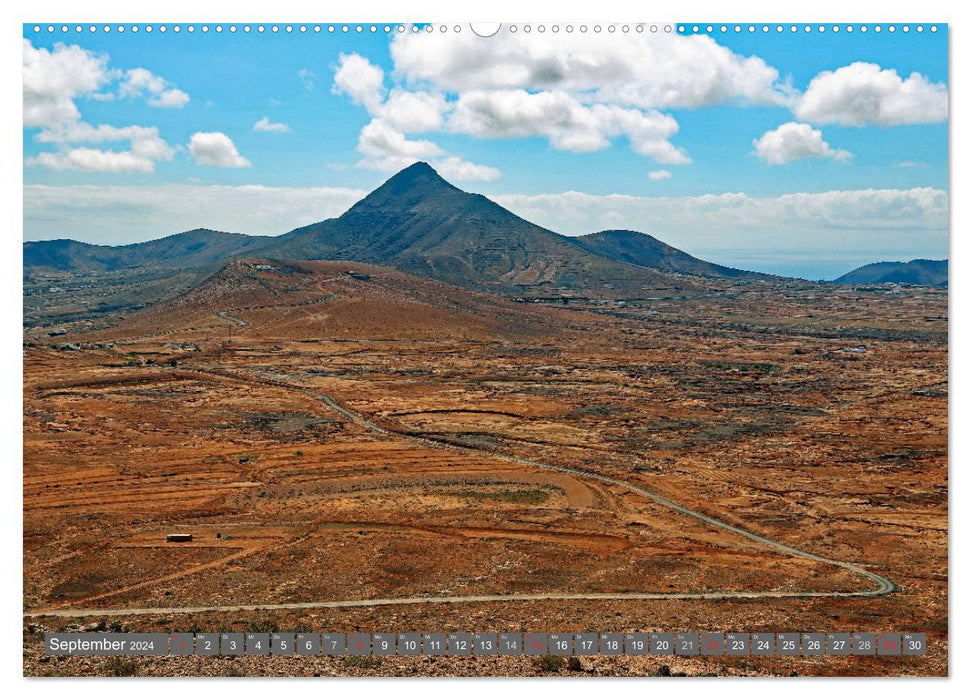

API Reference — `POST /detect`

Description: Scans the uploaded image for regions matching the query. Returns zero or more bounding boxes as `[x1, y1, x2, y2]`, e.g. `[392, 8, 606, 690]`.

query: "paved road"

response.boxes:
[24, 367, 894, 619]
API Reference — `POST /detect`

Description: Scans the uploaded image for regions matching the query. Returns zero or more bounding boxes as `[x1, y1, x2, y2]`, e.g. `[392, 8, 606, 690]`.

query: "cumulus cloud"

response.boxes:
[332, 40, 698, 172]
[379, 88, 448, 132]
[24, 184, 367, 243]
[149, 88, 190, 108]
[332, 53, 386, 112]
[27, 122, 174, 173]
[253, 116, 290, 133]
[119, 67, 189, 108]
[188, 132, 252, 168]
[356, 118, 442, 167]
[26, 149, 158, 173]
[449, 89, 689, 163]
[352, 119, 499, 181]
[333, 55, 448, 132]
[331, 57, 498, 181]
[795, 62, 948, 126]
[23, 39, 110, 128]
[330, 33, 948, 178]
[119, 67, 165, 97]
[390, 29, 788, 109]
[752, 122, 851, 165]
[433, 156, 501, 182]
[648, 170, 671, 181]
[23, 40, 188, 172]
[344, 32, 796, 166]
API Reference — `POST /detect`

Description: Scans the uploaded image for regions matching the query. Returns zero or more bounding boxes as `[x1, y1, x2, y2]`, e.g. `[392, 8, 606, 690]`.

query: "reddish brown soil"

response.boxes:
[23, 263, 947, 676]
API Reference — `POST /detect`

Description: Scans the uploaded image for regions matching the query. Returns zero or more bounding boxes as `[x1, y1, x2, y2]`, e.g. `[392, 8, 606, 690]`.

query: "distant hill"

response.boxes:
[109, 258, 586, 342]
[24, 229, 269, 274]
[257, 162, 704, 296]
[833, 259, 948, 286]
[571, 229, 764, 279]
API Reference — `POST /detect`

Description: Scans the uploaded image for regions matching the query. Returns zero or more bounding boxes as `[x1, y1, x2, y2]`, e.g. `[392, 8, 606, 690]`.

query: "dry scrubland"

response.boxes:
[23, 261, 947, 676]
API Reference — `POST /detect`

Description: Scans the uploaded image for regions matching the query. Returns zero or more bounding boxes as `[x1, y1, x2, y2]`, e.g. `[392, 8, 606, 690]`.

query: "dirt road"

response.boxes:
[23, 366, 894, 619]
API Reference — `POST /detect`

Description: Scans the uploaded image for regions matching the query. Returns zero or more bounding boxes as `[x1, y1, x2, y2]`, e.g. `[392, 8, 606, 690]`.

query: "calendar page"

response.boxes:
[22, 20, 948, 679]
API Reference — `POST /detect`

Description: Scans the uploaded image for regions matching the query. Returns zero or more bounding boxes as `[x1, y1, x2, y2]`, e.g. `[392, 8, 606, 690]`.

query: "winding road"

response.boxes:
[24, 366, 895, 620]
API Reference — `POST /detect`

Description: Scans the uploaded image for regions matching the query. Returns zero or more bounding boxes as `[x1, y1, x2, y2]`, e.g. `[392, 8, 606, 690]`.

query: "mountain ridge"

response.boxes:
[24, 228, 269, 274]
[833, 259, 948, 286]
[256, 162, 706, 295]
[570, 229, 769, 280]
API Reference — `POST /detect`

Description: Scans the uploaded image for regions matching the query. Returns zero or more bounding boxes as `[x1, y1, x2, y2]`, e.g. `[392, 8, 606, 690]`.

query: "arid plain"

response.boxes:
[23, 258, 947, 677]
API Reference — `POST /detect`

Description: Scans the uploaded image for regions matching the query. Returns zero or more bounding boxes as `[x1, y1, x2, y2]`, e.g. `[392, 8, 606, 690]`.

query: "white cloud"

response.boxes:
[119, 67, 165, 97]
[752, 122, 851, 165]
[356, 118, 442, 164]
[37, 122, 170, 151]
[648, 170, 671, 181]
[26, 149, 157, 173]
[433, 156, 501, 182]
[149, 89, 190, 108]
[188, 132, 252, 168]
[23, 39, 110, 128]
[331, 55, 497, 178]
[298, 68, 315, 92]
[23, 40, 188, 173]
[449, 89, 689, 164]
[119, 67, 189, 108]
[390, 30, 788, 109]
[795, 62, 948, 126]
[332, 54, 385, 112]
[24, 184, 367, 243]
[379, 89, 448, 132]
[331, 35, 716, 167]
[494, 188, 947, 250]
[23, 42, 188, 121]
[332, 55, 449, 132]
[253, 116, 291, 133]
[352, 119, 499, 181]
[27, 123, 174, 173]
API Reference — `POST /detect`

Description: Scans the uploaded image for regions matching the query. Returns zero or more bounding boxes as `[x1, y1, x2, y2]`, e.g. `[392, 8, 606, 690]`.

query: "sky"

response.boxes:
[23, 23, 949, 279]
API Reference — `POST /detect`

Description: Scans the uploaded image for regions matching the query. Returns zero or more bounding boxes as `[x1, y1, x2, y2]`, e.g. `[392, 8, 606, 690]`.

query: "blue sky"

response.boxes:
[23, 23, 949, 278]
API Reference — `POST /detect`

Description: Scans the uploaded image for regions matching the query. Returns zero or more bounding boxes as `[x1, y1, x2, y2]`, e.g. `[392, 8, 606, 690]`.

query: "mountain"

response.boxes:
[24, 229, 268, 274]
[571, 229, 762, 279]
[833, 259, 948, 286]
[107, 258, 588, 342]
[257, 162, 704, 296]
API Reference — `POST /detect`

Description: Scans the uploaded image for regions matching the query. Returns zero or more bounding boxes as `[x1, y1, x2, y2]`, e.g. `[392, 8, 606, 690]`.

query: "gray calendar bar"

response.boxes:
[42, 631, 928, 657]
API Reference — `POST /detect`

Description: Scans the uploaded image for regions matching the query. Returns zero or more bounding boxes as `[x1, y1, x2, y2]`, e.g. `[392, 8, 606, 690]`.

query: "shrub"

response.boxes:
[537, 655, 564, 672]
[100, 658, 138, 677]
[345, 655, 383, 670]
